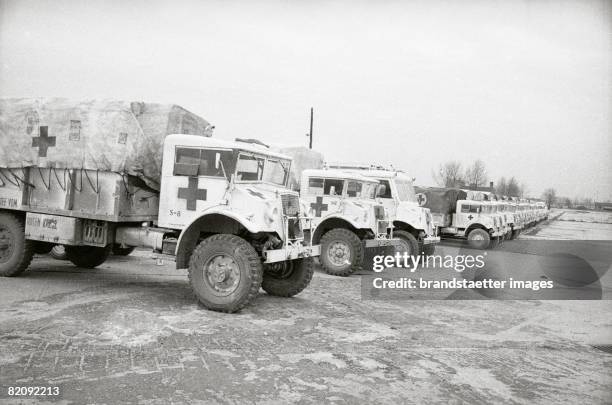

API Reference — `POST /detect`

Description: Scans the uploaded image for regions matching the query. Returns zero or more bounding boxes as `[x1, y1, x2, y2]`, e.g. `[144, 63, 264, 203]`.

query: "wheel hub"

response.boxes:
[327, 241, 351, 266]
[204, 254, 240, 295]
[396, 240, 412, 255]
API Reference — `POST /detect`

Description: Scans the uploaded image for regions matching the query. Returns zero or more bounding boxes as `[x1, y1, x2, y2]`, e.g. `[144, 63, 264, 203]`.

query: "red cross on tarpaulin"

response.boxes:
[31, 126, 56, 157]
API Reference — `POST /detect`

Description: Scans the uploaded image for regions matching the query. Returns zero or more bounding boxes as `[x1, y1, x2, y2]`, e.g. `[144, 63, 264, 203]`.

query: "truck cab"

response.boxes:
[453, 199, 502, 248]
[325, 165, 440, 256]
[300, 169, 398, 276]
[503, 198, 523, 239]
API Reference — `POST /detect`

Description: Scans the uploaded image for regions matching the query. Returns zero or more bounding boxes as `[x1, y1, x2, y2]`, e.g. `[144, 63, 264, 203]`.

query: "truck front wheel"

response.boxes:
[394, 230, 420, 258]
[467, 228, 490, 249]
[320, 228, 364, 277]
[188, 234, 263, 313]
[0, 212, 34, 277]
[262, 257, 314, 297]
[65, 245, 111, 268]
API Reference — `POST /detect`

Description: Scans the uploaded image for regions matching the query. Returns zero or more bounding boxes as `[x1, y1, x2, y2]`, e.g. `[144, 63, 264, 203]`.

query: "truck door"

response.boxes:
[303, 177, 344, 225]
[158, 147, 234, 229]
[455, 202, 479, 229]
[375, 179, 397, 217]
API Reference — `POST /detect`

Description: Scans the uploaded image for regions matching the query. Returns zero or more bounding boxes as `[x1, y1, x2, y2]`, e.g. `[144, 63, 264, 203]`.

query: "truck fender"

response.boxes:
[311, 215, 362, 244]
[393, 220, 423, 234]
[175, 210, 261, 269]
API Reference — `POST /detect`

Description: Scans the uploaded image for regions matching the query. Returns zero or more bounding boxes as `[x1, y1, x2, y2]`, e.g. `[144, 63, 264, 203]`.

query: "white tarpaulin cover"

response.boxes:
[0, 98, 213, 190]
[272, 146, 324, 190]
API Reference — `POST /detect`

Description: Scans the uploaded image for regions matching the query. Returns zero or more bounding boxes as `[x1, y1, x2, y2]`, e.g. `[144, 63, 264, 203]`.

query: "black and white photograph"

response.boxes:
[0, 0, 611, 403]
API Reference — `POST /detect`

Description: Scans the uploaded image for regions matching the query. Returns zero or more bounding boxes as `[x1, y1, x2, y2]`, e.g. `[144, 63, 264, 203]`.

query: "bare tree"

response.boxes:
[464, 160, 487, 188]
[507, 177, 520, 197]
[542, 188, 556, 208]
[433, 161, 464, 188]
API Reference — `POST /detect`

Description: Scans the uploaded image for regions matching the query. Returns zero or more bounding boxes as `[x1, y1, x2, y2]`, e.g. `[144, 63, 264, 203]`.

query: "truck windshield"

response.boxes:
[395, 180, 417, 202]
[236, 153, 290, 186]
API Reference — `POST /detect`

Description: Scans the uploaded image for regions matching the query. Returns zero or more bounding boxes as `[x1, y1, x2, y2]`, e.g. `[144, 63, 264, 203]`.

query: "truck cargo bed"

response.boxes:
[0, 167, 159, 222]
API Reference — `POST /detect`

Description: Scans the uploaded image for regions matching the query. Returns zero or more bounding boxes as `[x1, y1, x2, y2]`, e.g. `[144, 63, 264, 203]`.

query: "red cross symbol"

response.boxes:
[178, 177, 207, 211]
[32, 126, 56, 157]
[310, 196, 329, 217]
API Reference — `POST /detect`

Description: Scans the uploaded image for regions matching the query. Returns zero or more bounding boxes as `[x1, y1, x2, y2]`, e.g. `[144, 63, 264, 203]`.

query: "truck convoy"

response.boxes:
[299, 169, 399, 276]
[415, 187, 504, 249]
[415, 186, 549, 248]
[0, 99, 319, 313]
[327, 164, 440, 256]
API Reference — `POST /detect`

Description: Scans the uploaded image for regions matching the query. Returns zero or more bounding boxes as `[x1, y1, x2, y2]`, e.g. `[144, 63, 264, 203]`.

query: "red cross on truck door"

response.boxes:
[178, 177, 208, 211]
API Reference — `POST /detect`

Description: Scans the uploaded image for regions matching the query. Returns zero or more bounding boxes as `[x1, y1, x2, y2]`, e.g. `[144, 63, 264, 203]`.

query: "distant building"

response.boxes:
[594, 202, 612, 211]
[463, 181, 495, 193]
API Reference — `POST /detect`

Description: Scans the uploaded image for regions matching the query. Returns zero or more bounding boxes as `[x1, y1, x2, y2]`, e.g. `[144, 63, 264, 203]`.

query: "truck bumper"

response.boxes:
[364, 238, 401, 248]
[264, 243, 321, 264]
[423, 236, 440, 245]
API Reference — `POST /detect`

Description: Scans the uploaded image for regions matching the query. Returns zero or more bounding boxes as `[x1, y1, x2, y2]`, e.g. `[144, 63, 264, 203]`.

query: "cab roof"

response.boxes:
[165, 134, 292, 161]
[329, 167, 413, 181]
[303, 168, 379, 183]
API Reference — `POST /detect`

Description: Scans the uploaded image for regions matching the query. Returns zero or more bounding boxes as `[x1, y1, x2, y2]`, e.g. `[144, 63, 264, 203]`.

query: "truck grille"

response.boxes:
[281, 194, 300, 217]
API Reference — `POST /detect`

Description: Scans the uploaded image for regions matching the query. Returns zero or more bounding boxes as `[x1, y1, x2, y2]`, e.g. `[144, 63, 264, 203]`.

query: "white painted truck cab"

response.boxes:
[300, 169, 399, 276]
[1, 134, 320, 313]
[325, 165, 439, 256]
[501, 199, 523, 239]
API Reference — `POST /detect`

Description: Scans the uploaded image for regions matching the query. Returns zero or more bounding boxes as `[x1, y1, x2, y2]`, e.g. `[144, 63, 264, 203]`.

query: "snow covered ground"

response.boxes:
[521, 209, 612, 240]
[0, 210, 610, 403]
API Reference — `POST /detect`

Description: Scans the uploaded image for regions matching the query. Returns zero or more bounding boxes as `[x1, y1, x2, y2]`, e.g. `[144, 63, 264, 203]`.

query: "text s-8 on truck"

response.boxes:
[0, 100, 319, 313]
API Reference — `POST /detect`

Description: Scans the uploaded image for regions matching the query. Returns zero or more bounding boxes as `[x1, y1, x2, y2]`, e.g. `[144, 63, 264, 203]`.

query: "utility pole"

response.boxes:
[306, 107, 313, 149]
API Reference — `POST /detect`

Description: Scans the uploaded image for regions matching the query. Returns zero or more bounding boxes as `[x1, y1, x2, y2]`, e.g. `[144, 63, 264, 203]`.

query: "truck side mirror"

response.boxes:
[376, 184, 386, 197]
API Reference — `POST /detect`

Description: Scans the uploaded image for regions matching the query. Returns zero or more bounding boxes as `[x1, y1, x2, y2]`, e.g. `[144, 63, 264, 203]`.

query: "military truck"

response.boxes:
[0, 99, 319, 313]
[500, 197, 523, 239]
[326, 164, 439, 256]
[415, 187, 503, 249]
[300, 169, 398, 276]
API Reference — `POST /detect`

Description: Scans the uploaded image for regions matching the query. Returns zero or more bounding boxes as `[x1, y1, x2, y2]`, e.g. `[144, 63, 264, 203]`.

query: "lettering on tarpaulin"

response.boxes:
[0, 198, 18, 208]
[69, 120, 81, 141]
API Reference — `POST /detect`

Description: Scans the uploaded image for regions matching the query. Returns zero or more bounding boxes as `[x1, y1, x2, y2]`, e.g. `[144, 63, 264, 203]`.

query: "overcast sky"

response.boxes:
[1, 0, 610, 200]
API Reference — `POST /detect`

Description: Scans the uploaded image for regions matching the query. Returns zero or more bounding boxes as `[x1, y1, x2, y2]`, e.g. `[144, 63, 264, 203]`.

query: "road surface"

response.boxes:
[1, 209, 611, 404]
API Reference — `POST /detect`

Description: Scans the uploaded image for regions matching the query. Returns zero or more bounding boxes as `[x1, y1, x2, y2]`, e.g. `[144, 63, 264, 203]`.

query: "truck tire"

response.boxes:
[50, 245, 67, 260]
[394, 230, 420, 258]
[489, 236, 500, 249]
[65, 245, 111, 268]
[511, 229, 520, 240]
[0, 212, 34, 277]
[467, 228, 490, 250]
[320, 228, 364, 277]
[188, 234, 263, 313]
[112, 245, 135, 256]
[262, 257, 314, 297]
[421, 242, 436, 256]
[33, 242, 54, 255]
